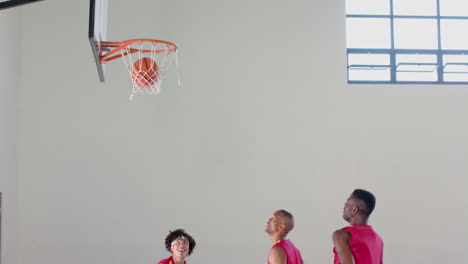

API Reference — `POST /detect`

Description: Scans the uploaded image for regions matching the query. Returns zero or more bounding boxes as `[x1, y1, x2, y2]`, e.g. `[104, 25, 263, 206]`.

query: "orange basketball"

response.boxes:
[131, 57, 159, 87]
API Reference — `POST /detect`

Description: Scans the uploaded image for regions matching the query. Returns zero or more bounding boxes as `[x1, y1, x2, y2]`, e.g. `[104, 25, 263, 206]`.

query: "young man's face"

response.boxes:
[343, 196, 357, 222]
[171, 237, 190, 257]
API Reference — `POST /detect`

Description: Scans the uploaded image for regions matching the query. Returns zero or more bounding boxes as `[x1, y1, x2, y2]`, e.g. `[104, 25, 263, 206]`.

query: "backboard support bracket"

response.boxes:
[88, 0, 108, 82]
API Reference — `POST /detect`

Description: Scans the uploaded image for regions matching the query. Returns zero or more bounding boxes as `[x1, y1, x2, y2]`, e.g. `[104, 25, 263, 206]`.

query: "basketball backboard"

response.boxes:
[88, 0, 108, 82]
[0, 0, 44, 10]
[87, 0, 178, 99]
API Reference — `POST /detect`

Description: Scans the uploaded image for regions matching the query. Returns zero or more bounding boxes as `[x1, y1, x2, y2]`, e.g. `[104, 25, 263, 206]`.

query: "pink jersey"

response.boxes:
[333, 225, 383, 264]
[267, 239, 304, 264]
[157, 256, 187, 264]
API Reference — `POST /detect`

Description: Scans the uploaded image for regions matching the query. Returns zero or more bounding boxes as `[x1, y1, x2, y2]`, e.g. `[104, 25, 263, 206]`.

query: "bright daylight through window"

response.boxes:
[346, 0, 468, 84]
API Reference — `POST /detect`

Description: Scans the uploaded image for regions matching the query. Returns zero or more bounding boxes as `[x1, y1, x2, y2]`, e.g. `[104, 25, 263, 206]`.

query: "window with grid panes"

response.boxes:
[346, 0, 468, 84]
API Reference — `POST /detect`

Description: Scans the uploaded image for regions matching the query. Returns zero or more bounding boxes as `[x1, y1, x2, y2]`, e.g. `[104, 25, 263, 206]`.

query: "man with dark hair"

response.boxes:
[333, 189, 383, 264]
[265, 210, 304, 264]
[157, 229, 196, 264]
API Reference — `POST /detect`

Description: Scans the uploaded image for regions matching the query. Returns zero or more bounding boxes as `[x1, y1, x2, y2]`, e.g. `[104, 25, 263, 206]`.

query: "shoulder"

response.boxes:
[268, 245, 287, 264]
[156, 257, 172, 264]
[332, 229, 350, 243]
[270, 245, 286, 254]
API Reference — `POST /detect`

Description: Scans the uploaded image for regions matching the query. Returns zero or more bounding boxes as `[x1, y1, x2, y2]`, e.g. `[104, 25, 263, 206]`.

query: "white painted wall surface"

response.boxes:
[0, 6, 20, 264]
[14, 1, 468, 264]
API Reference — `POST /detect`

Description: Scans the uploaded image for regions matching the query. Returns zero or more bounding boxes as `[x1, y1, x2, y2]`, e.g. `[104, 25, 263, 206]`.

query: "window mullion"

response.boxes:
[390, 0, 396, 82]
[436, 0, 443, 83]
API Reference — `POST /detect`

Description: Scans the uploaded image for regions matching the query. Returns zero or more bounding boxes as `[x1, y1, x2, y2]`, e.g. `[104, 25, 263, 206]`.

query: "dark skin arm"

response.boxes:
[333, 229, 354, 264]
[268, 246, 287, 264]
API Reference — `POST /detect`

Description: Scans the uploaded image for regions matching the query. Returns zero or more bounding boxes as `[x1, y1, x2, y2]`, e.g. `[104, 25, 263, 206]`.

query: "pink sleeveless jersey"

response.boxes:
[267, 239, 304, 264]
[333, 225, 384, 264]
[157, 256, 187, 264]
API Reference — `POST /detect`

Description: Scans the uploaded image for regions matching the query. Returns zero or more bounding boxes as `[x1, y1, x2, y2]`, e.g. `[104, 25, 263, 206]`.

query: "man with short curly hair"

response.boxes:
[157, 229, 196, 264]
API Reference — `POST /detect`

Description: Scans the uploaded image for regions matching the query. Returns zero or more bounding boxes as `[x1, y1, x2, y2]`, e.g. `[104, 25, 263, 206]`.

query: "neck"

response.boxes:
[350, 216, 368, 225]
[171, 255, 185, 264]
[270, 234, 285, 245]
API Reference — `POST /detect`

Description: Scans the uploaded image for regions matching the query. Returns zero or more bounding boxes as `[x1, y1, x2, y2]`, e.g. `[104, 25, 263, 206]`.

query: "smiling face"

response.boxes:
[170, 237, 190, 258]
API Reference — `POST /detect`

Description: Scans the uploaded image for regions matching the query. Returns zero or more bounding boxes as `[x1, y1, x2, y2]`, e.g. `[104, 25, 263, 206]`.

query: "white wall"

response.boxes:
[0, 6, 20, 264]
[15, 0, 468, 264]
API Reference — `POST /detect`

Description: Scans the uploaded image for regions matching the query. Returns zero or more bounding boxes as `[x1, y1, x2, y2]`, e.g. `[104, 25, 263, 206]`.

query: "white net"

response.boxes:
[119, 40, 179, 100]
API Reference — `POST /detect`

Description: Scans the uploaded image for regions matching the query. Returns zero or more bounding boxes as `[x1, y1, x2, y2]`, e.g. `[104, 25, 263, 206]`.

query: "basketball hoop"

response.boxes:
[100, 39, 179, 100]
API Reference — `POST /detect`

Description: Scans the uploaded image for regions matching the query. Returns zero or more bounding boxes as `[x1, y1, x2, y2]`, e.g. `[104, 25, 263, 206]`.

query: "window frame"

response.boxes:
[346, 0, 468, 84]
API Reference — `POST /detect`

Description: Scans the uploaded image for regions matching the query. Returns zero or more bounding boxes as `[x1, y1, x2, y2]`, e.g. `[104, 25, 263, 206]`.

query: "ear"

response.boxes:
[352, 206, 359, 215]
[279, 223, 286, 232]
[169, 244, 175, 253]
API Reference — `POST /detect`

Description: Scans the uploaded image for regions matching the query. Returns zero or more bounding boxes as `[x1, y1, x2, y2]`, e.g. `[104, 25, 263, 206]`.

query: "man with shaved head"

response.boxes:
[333, 189, 384, 264]
[265, 210, 303, 264]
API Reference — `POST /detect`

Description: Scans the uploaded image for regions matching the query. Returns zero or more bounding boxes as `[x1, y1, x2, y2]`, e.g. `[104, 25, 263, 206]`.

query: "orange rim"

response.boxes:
[100, 39, 177, 63]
